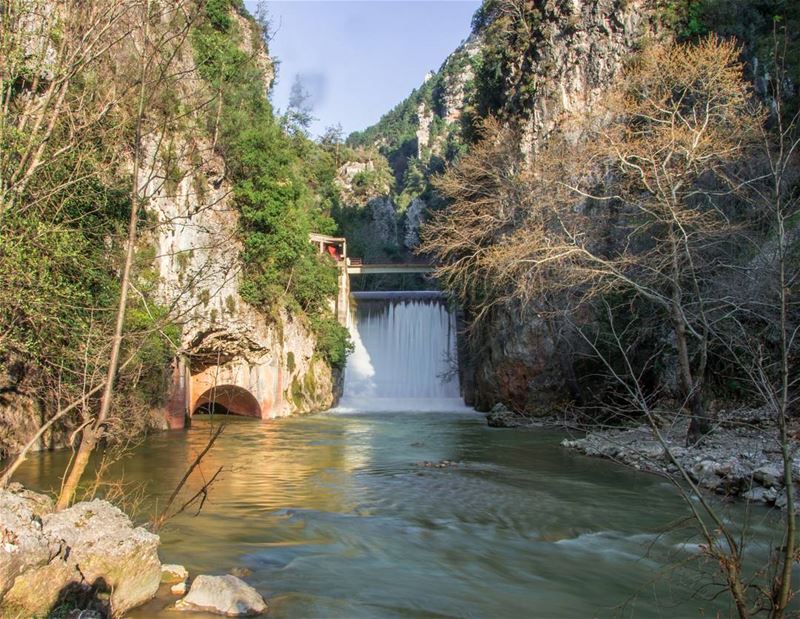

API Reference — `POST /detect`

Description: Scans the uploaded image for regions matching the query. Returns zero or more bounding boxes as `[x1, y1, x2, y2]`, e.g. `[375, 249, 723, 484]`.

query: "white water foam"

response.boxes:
[335, 292, 469, 412]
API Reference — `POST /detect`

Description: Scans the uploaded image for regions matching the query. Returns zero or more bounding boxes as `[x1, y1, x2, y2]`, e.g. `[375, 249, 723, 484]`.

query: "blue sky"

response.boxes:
[244, 1, 480, 139]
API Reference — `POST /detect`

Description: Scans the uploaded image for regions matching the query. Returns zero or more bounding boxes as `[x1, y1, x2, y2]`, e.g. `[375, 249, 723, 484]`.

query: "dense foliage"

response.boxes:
[191, 0, 350, 368]
[0, 1, 184, 457]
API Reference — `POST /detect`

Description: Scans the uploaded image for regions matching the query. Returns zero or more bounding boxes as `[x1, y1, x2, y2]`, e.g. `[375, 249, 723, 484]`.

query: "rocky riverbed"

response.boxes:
[488, 404, 797, 512]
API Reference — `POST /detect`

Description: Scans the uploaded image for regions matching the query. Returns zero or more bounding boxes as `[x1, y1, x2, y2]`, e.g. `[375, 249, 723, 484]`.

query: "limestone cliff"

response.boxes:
[348, 0, 655, 411]
[141, 8, 336, 427]
[0, 0, 339, 461]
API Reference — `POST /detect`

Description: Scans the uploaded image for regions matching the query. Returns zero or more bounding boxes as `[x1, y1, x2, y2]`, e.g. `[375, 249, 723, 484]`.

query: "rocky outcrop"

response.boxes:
[403, 197, 426, 250]
[456, 1, 653, 412]
[0, 358, 46, 460]
[415, 102, 433, 158]
[437, 37, 480, 124]
[0, 486, 161, 617]
[485, 403, 519, 428]
[366, 196, 398, 244]
[462, 304, 580, 413]
[561, 408, 798, 510]
[512, 0, 652, 156]
[174, 574, 267, 616]
[161, 564, 189, 584]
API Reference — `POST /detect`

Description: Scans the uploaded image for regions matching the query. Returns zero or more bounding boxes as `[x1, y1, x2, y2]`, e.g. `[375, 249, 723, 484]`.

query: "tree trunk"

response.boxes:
[56, 0, 151, 510]
[672, 308, 710, 444]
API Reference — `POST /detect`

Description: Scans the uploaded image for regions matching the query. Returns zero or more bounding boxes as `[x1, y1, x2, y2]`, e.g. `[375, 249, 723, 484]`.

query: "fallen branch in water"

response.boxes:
[175, 465, 224, 518]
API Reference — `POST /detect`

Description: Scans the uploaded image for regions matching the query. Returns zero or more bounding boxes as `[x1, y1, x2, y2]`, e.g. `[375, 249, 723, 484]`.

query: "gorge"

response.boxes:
[1, 0, 799, 617]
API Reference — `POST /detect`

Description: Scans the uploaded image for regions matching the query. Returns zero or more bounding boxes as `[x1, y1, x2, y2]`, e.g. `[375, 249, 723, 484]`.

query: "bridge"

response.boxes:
[309, 233, 435, 324]
[346, 262, 434, 275]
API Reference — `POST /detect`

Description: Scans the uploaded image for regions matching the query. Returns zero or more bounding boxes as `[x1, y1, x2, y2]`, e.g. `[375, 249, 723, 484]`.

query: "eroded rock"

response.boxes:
[171, 581, 188, 596]
[175, 574, 267, 616]
[753, 464, 784, 489]
[486, 403, 519, 428]
[162, 563, 189, 583]
[1, 493, 161, 617]
[0, 484, 58, 599]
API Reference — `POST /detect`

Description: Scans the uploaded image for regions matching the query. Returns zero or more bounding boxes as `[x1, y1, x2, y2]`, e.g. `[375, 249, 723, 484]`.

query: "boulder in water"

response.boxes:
[162, 563, 189, 583]
[171, 581, 189, 595]
[174, 574, 267, 616]
[1, 493, 161, 617]
[486, 403, 519, 428]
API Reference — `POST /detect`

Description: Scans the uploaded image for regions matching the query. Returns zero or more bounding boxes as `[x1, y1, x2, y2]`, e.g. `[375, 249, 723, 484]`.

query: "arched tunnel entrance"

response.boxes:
[192, 385, 262, 418]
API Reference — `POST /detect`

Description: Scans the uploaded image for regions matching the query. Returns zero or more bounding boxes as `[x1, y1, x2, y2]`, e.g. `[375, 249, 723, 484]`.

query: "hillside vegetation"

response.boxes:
[0, 0, 350, 461]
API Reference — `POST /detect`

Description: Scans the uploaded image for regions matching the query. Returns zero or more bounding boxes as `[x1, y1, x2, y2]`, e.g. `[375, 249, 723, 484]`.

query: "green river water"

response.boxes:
[12, 411, 784, 618]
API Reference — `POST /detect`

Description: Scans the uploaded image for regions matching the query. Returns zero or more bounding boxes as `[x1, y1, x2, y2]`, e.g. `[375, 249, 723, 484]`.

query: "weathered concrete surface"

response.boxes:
[174, 574, 267, 616]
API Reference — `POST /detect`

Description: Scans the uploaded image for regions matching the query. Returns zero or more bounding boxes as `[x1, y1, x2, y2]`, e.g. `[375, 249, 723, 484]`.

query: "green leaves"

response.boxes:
[191, 0, 348, 369]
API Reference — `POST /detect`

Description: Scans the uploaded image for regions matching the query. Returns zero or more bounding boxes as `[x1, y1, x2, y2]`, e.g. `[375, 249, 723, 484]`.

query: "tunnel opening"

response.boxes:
[194, 401, 234, 415]
[192, 385, 261, 418]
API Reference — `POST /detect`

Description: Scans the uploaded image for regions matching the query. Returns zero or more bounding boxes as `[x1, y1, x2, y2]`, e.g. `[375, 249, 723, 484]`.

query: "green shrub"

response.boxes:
[308, 312, 352, 370]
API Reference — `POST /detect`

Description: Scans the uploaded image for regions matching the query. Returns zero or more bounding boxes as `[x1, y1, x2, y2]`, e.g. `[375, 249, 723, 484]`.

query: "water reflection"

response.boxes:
[12, 412, 786, 618]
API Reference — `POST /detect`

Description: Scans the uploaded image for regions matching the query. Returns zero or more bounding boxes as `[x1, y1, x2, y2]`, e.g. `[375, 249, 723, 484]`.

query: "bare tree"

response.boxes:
[423, 33, 799, 617]
[423, 36, 762, 443]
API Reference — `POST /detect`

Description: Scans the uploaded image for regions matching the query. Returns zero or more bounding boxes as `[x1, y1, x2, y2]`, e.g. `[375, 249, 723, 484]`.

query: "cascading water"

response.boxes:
[338, 291, 466, 411]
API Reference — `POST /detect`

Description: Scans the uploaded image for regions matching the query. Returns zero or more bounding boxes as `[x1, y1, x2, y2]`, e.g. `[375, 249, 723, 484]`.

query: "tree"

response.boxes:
[423, 35, 760, 443]
[54, 0, 155, 510]
[320, 123, 344, 166]
[423, 34, 799, 617]
[285, 75, 315, 134]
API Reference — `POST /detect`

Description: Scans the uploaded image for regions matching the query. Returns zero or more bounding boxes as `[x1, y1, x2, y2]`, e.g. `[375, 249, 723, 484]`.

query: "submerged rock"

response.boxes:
[174, 574, 267, 616]
[0, 490, 161, 617]
[743, 486, 769, 503]
[229, 566, 252, 578]
[171, 581, 188, 596]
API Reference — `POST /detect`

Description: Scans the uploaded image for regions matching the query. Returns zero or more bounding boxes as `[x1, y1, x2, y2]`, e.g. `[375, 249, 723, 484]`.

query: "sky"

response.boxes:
[244, 1, 481, 139]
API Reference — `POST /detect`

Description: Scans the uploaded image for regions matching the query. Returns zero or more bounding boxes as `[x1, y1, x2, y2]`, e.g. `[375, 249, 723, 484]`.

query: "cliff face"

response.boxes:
[463, 0, 654, 412]
[348, 0, 654, 411]
[0, 0, 339, 460]
[142, 7, 335, 426]
[338, 37, 481, 268]
[144, 134, 335, 424]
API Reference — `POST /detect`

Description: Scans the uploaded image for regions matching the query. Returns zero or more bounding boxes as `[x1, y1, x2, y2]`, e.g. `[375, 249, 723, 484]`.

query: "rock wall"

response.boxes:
[139, 8, 336, 428]
[457, 0, 654, 412]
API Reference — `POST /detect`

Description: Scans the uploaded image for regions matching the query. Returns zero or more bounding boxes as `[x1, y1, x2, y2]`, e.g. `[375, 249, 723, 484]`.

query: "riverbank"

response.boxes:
[0, 483, 268, 617]
[487, 404, 796, 512]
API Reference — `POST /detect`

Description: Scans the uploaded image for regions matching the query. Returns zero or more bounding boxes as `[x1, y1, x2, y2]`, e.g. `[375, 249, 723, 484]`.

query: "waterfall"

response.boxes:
[338, 291, 466, 412]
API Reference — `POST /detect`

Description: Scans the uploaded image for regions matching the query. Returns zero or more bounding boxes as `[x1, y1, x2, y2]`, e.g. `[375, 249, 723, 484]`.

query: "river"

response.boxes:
[12, 411, 781, 618]
[10, 294, 785, 617]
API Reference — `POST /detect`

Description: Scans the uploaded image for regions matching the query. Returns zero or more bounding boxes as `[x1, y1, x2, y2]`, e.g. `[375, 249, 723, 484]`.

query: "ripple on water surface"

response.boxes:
[12, 411, 786, 618]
